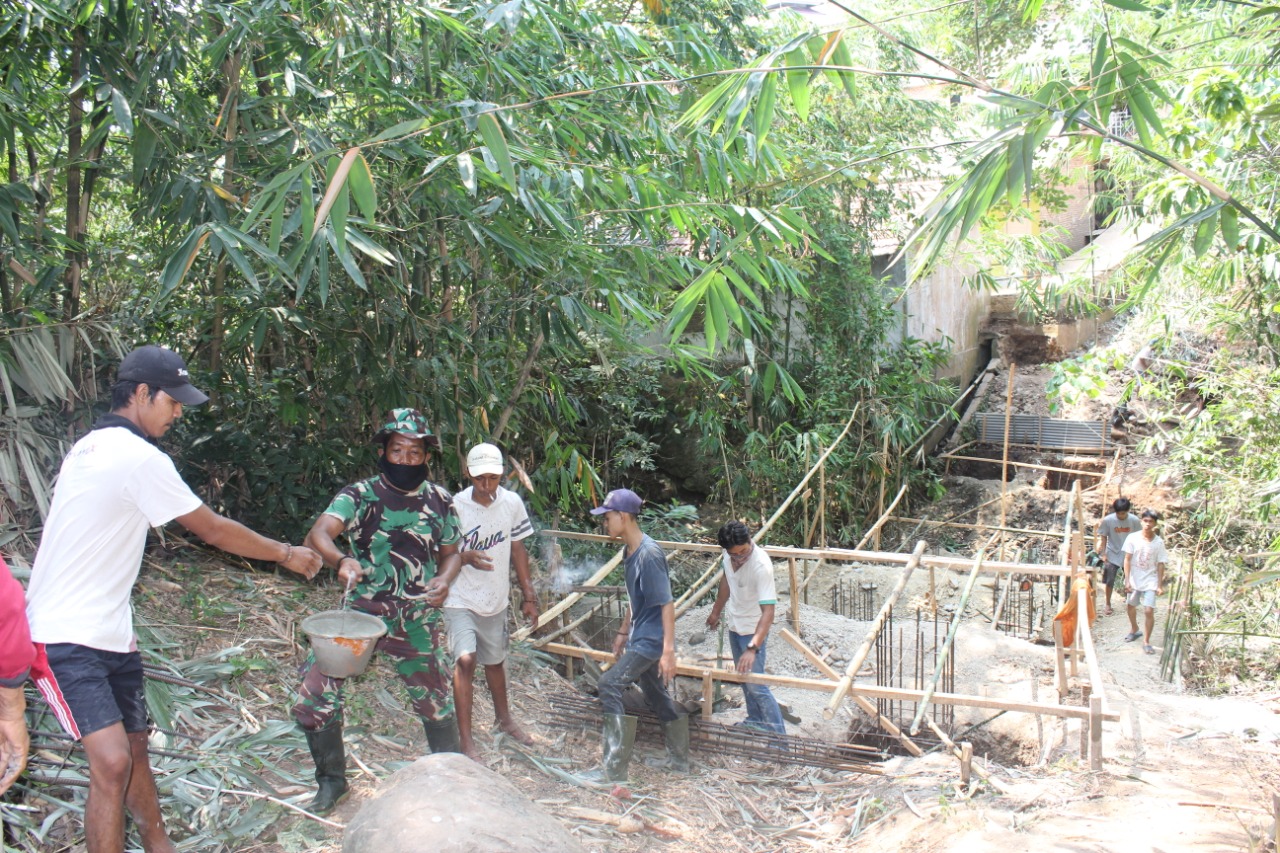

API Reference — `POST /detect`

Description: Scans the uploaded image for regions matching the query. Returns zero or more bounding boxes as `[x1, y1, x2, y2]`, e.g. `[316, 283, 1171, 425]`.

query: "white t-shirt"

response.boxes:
[444, 486, 533, 617]
[1122, 532, 1168, 592]
[722, 545, 778, 636]
[26, 426, 202, 652]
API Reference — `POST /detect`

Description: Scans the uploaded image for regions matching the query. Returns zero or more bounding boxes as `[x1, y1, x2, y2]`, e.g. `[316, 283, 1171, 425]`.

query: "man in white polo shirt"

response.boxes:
[444, 443, 541, 760]
[706, 520, 786, 735]
[25, 345, 321, 853]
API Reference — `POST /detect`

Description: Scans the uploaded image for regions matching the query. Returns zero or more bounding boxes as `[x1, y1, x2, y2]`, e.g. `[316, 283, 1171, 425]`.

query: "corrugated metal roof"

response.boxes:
[976, 413, 1112, 453]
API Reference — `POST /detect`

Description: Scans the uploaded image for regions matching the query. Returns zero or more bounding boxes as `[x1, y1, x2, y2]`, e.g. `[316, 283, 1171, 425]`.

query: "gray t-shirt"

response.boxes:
[1098, 512, 1140, 566]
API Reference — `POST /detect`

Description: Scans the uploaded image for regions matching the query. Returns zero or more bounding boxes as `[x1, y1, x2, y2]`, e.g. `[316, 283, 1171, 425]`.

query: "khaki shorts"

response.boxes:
[443, 607, 509, 666]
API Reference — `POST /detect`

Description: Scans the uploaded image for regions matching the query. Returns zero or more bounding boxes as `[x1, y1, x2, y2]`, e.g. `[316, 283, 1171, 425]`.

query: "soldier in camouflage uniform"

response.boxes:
[292, 408, 463, 814]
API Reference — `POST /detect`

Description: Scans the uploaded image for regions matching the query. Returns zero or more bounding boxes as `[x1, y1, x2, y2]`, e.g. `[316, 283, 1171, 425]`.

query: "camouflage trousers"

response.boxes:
[292, 599, 453, 731]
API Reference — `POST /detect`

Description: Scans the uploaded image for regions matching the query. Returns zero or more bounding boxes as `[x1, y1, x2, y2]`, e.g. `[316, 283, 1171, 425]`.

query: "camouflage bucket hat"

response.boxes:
[375, 407, 441, 448]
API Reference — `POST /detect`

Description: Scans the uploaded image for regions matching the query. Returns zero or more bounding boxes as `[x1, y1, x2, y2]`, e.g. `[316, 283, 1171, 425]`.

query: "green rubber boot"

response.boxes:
[644, 714, 691, 773]
[304, 724, 349, 815]
[579, 713, 637, 784]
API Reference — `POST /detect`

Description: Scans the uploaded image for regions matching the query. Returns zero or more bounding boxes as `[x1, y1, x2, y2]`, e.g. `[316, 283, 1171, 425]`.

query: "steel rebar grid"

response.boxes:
[866, 607, 955, 752]
[546, 692, 883, 774]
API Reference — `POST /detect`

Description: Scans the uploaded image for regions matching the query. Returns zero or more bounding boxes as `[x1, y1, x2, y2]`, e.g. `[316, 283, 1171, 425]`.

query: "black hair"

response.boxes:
[1140, 508, 1160, 521]
[1113, 498, 1131, 512]
[717, 520, 752, 549]
[110, 380, 162, 410]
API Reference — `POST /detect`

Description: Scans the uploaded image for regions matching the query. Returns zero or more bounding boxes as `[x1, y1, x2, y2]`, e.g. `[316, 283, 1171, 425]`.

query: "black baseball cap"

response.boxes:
[117, 345, 209, 406]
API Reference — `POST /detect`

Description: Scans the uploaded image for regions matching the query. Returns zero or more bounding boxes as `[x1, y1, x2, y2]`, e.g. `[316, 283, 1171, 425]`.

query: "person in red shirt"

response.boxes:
[0, 555, 34, 795]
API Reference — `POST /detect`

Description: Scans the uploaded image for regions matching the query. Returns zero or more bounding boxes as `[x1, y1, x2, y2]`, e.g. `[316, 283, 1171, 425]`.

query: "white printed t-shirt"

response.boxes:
[444, 485, 533, 617]
[722, 545, 778, 636]
[26, 425, 202, 652]
[1122, 532, 1168, 592]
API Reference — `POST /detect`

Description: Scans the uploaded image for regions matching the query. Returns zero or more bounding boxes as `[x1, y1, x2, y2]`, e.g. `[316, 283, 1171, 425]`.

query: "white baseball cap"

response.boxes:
[466, 443, 504, 477]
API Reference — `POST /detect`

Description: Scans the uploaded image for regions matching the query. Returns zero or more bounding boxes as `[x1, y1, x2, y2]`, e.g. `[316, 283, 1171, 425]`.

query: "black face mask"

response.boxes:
[379, 456, 428, 492]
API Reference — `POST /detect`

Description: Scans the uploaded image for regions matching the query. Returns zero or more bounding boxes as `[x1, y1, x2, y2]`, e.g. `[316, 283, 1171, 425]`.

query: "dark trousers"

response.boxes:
[597, 647, 681, 722]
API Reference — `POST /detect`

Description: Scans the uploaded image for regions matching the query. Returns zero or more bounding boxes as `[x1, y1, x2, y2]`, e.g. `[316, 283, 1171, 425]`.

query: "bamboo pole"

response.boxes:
[779, 628, 925, 757]
[540, 530, 1078, 575]
[512, 547, 623, 642]
[1053, 620, 1068, 698]
[1089, 692, 1104, 770]
[854, 483, 908, 552]
[540, 641, 1119, 721]
[887, 516, 1062, 538]
[1000, 364, 1017, 558]
[939, 454, 1106, 479]
[992, 567, 1015, 628]
[874, 434, 888, 550]
[533, 598, 610, 645]
[823, 541, 927, 721]
[1077, 576, 1107, 712]
[909, 545, 989, 735]
[702, 670, 714, 721]
[788, 557, 800, 633]
[923, 717, 1008, 793]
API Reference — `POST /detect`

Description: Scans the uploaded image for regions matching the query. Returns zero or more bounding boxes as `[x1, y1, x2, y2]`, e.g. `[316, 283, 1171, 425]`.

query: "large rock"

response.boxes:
[343, 753, 586, 853]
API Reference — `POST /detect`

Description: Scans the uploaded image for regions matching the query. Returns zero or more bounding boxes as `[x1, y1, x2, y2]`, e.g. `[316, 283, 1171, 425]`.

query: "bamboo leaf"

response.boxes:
[1220, 204, 1239, 249]
[458, 152, 478, 196]
[786, 49, 810, 122]
[347, 153, 377, 221]
[754, 74, 778, 146]
[830, 35, 859, 102]
[110, 88, 133, 136]
[158, 226, 212, 298]
[1193, 210, 1218, 257]
[1104, 0, 1149, 11]
[477, 112, 517, 190]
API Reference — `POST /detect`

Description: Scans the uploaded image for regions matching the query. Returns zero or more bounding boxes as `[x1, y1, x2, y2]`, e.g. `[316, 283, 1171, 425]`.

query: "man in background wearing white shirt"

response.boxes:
[444, 443, 541, 760]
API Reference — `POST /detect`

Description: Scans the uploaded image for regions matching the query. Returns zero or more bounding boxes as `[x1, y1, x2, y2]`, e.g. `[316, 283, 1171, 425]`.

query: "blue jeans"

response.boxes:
[729, 631, 786, 735]
[597, 647, 682, 722]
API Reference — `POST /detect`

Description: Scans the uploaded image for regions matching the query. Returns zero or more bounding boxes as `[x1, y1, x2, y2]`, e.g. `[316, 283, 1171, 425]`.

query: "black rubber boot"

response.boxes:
[304, 724, 348, 815]
[423, 716, 462, 754]
[579, 712, 637, 784]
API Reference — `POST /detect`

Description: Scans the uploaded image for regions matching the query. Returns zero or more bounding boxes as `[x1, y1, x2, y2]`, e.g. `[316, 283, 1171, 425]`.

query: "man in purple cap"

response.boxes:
[581, 488, 687, 783]
[26, 345, 322, 853]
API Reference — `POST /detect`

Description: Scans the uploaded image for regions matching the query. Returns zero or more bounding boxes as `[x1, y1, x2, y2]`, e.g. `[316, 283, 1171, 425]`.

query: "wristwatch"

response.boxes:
[746, 640, 759, 652]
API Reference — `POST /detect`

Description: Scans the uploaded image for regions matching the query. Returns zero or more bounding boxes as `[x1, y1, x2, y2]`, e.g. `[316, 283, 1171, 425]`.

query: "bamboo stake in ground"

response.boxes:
[823, 541, 927, 721]
[1000, 364, 1017, 560]
[909, 544, 989, 736]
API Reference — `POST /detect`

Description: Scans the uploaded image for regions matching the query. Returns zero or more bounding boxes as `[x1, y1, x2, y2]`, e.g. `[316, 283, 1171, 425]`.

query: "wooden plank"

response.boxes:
[1089, 693, 1104, 771]
[887, 516, 1063, 538]
[824, 541, 927, 721]
[1053, 620, 1068, 699]
[787, 557, 800, 633]
[539, 641, 1119, 721]
[938, 454, 1106, 479]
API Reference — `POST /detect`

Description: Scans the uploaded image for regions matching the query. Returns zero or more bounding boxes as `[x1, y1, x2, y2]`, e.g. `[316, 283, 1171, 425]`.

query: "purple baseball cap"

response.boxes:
[590, 488, 643, 515]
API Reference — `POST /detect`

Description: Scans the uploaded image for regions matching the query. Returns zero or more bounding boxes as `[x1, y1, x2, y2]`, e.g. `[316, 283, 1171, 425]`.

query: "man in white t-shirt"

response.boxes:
[1122, 509, 1168, 656]
[25, 345, 321, 853]
[705, 521, 786, 735]
[443, 443, 541, 761]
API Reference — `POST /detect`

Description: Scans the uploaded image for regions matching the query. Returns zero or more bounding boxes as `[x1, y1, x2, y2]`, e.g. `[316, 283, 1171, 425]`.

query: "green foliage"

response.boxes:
[1044, 348, 1125, 414]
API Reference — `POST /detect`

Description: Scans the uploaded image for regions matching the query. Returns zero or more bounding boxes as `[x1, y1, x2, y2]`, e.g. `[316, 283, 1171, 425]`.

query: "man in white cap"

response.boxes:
[444, 443, 541, 760]
[25, 345, 322, 853]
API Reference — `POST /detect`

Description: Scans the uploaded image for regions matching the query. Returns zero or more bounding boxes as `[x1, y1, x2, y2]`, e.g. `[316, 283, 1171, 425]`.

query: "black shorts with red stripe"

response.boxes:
[33, 643, 149, 740]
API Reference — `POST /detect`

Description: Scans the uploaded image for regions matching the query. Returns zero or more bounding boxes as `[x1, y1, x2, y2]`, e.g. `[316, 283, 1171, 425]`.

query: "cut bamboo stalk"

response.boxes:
[513, 547, 622, 642]
[874, 434, 888, 550]
[992, 571, 1014, 628]
[823, 541, 927, 721]
[909, 545, 989, 735]
[779, 627, 924, 757]
[702, 670, 714, 721]
[923, 718, 1008, 793]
